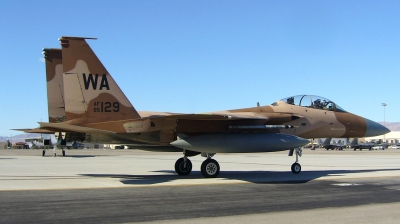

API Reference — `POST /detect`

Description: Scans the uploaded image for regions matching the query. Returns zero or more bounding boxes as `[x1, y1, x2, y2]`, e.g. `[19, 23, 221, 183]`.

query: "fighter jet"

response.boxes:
[351, 138, 387, 150]
[18, 36, 390, 178]
[318, 138, 347, 150]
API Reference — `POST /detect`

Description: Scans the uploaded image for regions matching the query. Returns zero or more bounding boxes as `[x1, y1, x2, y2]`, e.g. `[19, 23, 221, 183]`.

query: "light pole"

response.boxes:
[382, 103, 387, 142]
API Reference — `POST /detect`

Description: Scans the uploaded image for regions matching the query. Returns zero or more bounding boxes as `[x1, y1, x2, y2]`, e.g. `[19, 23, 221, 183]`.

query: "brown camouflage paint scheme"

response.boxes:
[43, 48, 66, 123]
[14, 49, 66, 134]
[34, 37, 383, 147]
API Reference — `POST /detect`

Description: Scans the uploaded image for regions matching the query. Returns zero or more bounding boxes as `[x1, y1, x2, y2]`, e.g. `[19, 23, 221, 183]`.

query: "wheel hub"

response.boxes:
[206, 163, 218, 175]
[179, 162, 190, 172]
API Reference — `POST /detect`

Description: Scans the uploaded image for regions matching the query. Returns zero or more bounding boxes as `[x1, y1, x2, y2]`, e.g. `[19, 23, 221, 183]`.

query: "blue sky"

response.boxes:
[0, 0, 399, 136]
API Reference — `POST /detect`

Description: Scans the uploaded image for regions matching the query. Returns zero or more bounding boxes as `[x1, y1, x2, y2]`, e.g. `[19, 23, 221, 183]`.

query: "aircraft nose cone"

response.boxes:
[364, 118, 390, 137]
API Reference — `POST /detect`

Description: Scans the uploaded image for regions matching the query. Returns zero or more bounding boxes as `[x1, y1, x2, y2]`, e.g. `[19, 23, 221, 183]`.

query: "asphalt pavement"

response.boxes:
[1, 148, 400, 223]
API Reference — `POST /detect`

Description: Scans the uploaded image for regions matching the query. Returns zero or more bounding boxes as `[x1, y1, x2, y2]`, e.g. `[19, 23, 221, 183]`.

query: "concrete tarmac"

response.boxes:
[1, 148, 400, 223]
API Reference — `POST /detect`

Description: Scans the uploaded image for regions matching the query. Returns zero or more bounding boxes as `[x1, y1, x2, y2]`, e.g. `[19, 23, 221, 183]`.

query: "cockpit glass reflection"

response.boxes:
[276, 95, 347, 112]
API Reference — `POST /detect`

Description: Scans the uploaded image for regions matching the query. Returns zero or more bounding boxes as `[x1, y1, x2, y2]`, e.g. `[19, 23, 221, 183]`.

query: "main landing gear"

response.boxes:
[42, 132, 67, 157]
[174, 151, 220, 178]
[288, 147, 302, 174]
[174, 157, 192, 175]
[41, 145, 66, 157]
[175, 148, 303, 178]
[201, 158, 220, 178]
[52, 145, 66, 157]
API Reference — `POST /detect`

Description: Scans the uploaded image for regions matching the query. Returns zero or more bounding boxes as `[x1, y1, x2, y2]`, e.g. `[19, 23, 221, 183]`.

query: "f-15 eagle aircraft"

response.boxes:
[17, 36, 389, 178]
[350, 138, 388, 150]
[318, 138, 348, 150]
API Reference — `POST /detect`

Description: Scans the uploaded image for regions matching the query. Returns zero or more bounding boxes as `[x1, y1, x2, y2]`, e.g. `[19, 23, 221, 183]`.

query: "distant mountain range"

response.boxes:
[1, 122, 399, 142]
[379, 122, 400, 131]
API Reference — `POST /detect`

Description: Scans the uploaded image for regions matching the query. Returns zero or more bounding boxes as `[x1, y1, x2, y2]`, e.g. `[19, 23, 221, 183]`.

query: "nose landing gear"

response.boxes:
[289, 147, 302, 174]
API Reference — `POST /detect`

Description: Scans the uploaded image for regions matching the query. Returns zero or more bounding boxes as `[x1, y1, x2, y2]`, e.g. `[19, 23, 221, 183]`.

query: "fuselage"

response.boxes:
[65, 95, 388, 147]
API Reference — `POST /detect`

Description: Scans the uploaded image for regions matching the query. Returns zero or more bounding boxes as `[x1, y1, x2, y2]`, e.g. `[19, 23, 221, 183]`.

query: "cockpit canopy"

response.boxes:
[275, 95, 346, 112]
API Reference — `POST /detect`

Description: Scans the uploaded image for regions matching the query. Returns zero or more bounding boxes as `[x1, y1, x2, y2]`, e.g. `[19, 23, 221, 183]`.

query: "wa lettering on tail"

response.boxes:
[83, 74, 110, 90]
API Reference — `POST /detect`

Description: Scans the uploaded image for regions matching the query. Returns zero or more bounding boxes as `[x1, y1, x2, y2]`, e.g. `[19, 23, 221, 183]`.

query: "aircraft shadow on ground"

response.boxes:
[80, 168, 400, 185]
[42, 155, 97, 158]
[67, 155, 96, 158]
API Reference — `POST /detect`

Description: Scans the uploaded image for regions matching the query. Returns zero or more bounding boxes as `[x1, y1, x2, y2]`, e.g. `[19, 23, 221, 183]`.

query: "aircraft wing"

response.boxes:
[17, 112, 298, 135]
[150, 112, 299, 123]
[149, 112, 269, 121]
[38, 122, 116, 135]
[148, 112, 300, 135]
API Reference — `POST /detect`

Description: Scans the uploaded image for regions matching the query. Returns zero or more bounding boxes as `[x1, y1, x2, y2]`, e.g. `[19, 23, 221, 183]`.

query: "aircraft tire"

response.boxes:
[62, 150, 66, 157]
[174, 157, 192, 176]
[42, 150, 45, 157]
[291, 163, 301, 174]
[201, 159, 220, 178]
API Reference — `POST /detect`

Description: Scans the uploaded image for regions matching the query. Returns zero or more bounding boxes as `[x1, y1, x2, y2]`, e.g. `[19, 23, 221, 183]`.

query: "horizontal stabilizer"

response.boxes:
[38, 122, 116, 135]
[12, 128, 55, 134]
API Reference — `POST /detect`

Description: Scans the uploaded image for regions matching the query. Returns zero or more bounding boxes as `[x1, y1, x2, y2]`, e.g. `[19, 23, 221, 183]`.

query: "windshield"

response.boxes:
[275, 95, 346, 112]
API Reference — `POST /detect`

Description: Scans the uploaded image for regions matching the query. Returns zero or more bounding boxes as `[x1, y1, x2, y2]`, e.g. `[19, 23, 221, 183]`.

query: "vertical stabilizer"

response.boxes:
[59, 36, 141, 122]
[322, 138, 332, 147]
[43, 48, 65, 123]
[350, 138, 359, 146]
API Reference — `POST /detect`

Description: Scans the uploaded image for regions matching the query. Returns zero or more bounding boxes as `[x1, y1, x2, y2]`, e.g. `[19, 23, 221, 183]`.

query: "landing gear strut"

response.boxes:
[53, 145, 57, 157]
[174, 151, 221, 178]
[289, 147, 302, 174]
